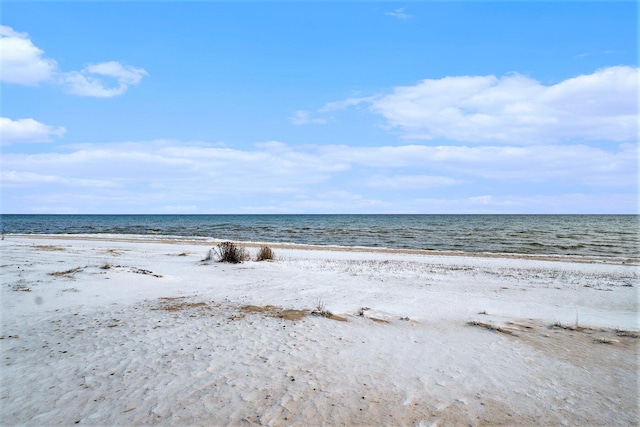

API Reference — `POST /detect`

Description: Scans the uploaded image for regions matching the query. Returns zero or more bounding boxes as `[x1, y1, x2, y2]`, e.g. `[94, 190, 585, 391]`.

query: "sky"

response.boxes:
[0, 1, 638, 214]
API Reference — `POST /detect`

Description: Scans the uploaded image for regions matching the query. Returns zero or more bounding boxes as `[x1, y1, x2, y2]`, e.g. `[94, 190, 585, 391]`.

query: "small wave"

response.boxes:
[556, 244, 585, 250]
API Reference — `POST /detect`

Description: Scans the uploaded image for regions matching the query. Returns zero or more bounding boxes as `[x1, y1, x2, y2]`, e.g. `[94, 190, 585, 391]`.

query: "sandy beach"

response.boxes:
[1, 235, 638, 426]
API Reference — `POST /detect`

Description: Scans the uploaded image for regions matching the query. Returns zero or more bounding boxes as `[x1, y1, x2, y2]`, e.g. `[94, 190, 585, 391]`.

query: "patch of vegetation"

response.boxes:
[308, 300, 350, 321]
[49, 267, 83, 277]
[615, 329, 639, 338]
[467, 320, 517, 336]
[130, 267, 162, 278]
[255, 246, 274, 261]
[213, 242, 248, 264]
[12, 282, 31, 292]
[549, 321, 588, 332]
[34, 245, 65, 251]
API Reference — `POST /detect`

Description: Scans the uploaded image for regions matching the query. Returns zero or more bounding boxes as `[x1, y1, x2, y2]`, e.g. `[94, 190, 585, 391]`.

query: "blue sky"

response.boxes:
[1, 1, 637, 213]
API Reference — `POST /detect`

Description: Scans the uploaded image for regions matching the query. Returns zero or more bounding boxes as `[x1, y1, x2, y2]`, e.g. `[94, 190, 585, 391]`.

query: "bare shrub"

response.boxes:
[213, 241, 248, 264]
[312, 298, 332, 317]
[256, 246, 274, 261]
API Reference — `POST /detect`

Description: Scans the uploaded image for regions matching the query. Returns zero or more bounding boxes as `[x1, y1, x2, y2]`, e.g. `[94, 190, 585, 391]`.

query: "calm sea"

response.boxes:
[1, 214, 638, 258]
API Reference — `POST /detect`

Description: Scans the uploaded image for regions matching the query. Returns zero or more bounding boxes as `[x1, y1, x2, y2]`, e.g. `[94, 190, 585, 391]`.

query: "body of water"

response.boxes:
[1, 214, 638, 258]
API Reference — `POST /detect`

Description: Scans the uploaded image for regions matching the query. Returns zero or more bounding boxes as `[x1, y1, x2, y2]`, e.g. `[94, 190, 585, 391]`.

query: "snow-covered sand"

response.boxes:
[1, 235, 638, 426]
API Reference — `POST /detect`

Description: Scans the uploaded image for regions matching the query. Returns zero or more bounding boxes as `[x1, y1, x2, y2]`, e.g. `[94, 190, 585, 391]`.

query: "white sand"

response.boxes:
[1, 235, 638, 426]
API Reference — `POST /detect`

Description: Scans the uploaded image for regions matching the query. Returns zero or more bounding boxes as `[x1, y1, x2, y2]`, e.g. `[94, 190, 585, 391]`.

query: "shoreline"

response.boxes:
[7, 233, 639, 266]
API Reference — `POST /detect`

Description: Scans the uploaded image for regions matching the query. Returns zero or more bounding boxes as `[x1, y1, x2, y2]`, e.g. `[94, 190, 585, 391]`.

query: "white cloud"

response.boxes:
[0, 25, 147, 97]
[278, 190, 390, 212]
[365, 174, 462, 189]
[1, 140, 635, 213]
[161, 205, 198, 213]
[0, 117, 66, 145]
[4, 141, 633, 188]
[60, 61, 149, 98]
[403, 193, 638, 214]
[320, 143, 637, 185]
[319, 96, 375, 112]
[2, 171, 117, 188]
[290, 110, 327, 125]
[328, 66, 638, 143]
[0, 25, 57, 85]
[385, 7, 411, 20]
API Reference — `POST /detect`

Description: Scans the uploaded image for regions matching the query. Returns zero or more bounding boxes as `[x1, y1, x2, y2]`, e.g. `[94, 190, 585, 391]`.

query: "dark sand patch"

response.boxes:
[33, 245, 66, 251]
[156, 301, 209, 312]
[241, 304, 308, 321]
[470, 318, 638, 371]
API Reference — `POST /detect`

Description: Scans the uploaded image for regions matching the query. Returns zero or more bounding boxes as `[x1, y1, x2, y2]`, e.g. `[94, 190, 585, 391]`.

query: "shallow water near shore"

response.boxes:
[2, 214, 638, 258]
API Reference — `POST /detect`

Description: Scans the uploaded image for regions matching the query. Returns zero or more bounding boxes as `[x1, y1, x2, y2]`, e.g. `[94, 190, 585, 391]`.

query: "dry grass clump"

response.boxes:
[308, 299, 348, 320]
[311, 298, 332, 318]
[12, 282, 31, 292]
[49, 267, 83, 277]
[34, 245, 66, 251]
[256, 246, 274, 261]
[550, 321, 588, 332]
[467, 320, 517, 336]
[213, 241, 248, 264]
[615, 329, 639, 338]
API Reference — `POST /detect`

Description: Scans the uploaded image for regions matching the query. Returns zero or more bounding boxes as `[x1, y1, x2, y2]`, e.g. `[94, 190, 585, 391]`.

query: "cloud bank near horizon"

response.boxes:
[2, 140, 636, 214]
